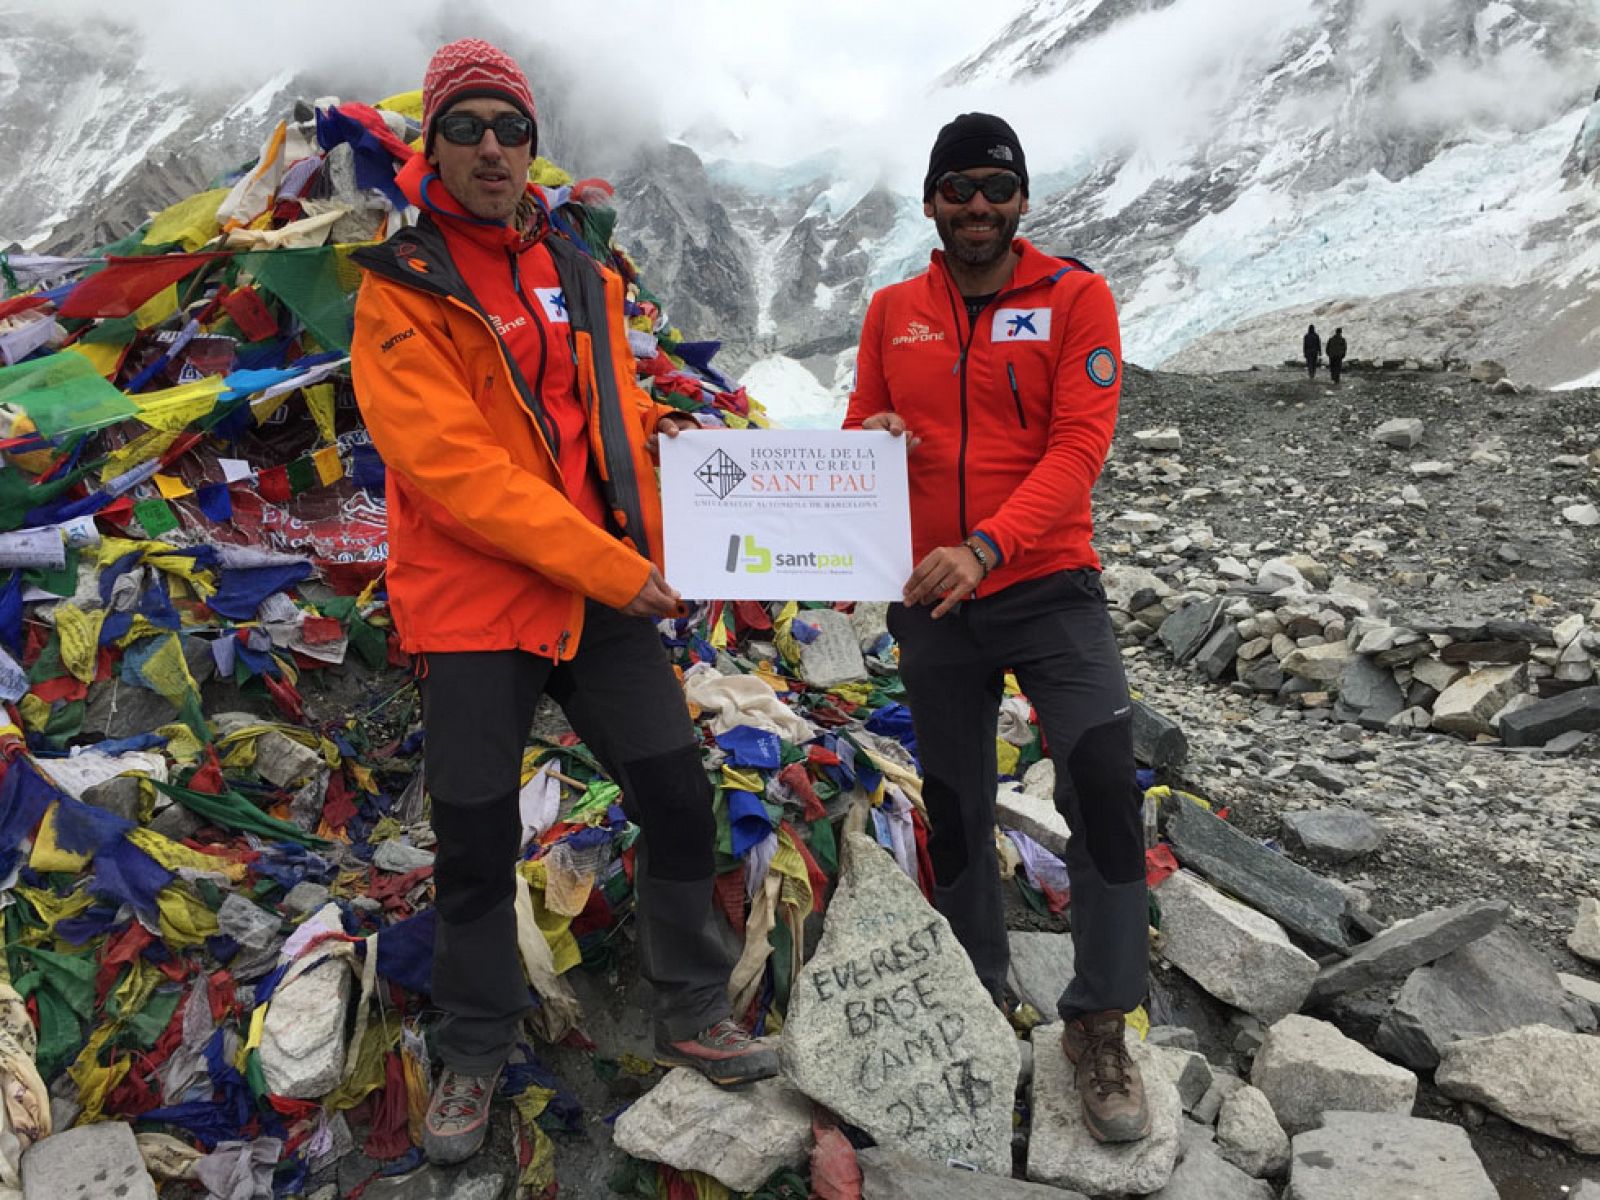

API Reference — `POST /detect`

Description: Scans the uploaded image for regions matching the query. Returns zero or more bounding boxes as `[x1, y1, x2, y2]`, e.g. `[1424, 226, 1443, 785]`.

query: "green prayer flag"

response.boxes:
[286, 456, 316, 495]
[0, 351, 136, 438]
[150, 780, 331, 848]
[132, 497, 178, 538]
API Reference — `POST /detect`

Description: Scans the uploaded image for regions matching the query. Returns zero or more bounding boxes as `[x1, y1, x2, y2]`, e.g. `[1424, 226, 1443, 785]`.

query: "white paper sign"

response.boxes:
[660, 430, 912, 601]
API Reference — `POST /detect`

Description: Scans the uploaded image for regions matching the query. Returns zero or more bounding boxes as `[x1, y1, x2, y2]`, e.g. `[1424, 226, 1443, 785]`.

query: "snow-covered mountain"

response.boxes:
[6, 0, 1600, 424]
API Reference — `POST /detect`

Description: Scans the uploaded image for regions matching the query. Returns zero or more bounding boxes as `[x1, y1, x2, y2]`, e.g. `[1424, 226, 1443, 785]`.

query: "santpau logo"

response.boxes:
[724, 535, 855, 574]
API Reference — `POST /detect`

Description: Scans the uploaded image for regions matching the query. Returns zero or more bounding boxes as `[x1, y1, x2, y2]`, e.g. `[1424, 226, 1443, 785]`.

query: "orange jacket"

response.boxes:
[351, 156, 674, 658]
[845, 238, 1122, 598]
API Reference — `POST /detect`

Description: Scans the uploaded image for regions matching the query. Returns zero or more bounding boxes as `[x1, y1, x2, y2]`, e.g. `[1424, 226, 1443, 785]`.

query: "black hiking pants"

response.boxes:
[418, 601, 731, 1074]
[889, 569, 1149, 1020]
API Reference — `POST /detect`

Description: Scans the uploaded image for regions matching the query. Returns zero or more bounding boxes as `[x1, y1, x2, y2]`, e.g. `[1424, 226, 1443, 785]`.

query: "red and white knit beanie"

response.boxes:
[422, 38, 537, 151]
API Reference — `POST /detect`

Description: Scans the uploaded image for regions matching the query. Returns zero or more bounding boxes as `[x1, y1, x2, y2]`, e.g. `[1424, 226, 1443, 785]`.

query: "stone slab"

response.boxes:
[1375, 925, 1577, 1070]
[612, 1068, 812, 1192]
[1306, 899, 1509, 1004]
[260, 952, 353, 1098]
[1436, 1025, 1600, 1153]
[996, 784, 1070, 859]
[1252, 1015, 1416, 1136]
[1499, 686, 1600, 747]
[1280, 806, 1384, 864]
[1133, 699, 1189, 768]
[1216, 1083, 1290, 1178]
[1571, 895, 1600, 965]
[1159, 598, 1225, 665]
[1149, 1142, 1275, 1200]
[21, 1122, 158, 1200]
[1026, 1030, 1181, 1195]
[1283, 1111, 1496, 1200]
[1164, 791, 1353, 952]
[796, 609, 869, 687]
[1005, 931, 1074, 1021]
[857, 1147, 1085, 1199]
[781, 833, 1019, 1174]
[1431, 664, 1527, 737]
[1155, 870, 1318, 1022]
[1561, 971, 1600, 1020]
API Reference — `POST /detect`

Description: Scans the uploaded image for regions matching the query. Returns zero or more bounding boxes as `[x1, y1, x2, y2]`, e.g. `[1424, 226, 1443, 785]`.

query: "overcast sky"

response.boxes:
[15, 0, 1600, 196]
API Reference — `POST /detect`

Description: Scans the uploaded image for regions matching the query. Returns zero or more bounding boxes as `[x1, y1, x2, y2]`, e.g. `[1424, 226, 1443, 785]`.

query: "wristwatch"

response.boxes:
[963, 536, 991, 576]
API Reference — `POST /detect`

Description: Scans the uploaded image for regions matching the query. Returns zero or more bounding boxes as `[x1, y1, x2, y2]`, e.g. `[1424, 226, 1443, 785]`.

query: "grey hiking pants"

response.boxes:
[889, 569, 1149, 1020]
[418, 601, 732, 1074]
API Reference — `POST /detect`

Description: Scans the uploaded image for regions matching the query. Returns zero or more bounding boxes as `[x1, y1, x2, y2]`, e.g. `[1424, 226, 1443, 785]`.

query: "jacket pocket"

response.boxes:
[1006, 362, 1027, 429]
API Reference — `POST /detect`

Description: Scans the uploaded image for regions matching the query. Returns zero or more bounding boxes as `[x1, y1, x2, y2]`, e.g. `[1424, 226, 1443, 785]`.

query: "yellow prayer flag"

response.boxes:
[996, 737, 1021, 778]
[152, 474, 193, 500]
[134, 376, 227, 433]
[156, 885, 219, 948]
[52, 602, 104, 683]
[133, 285, 179, 330]
[64, 341, 124, 378]
[376, 89, 424, 122]
[100, 430, 180, 483]
[144, 188, 229, 251]
[304, 383, 337, 445]
[29, 803, 93, 873]
[312, 444, 343, 486]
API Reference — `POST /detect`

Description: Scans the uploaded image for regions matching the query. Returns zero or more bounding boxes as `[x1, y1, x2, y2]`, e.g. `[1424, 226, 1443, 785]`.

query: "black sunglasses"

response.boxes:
[936, 172, 1021, 205]
[436, 113, 535, 147]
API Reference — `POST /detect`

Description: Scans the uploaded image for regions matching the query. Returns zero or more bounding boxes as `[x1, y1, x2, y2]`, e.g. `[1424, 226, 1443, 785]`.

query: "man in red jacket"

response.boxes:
[845, 113, 1150, 1142]
[351, 38, 775, 1167]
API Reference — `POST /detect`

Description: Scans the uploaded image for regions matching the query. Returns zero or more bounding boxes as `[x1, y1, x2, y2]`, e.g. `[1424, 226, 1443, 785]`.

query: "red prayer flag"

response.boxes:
[257, 465, 290, 504]
[218, 285, 278, 341]
[56, 253, 226, 319]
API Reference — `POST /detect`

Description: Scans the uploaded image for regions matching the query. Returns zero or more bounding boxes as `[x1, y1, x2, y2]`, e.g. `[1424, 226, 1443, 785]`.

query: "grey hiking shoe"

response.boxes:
[655, 1018, 779, 1086]
[1061, 1011, 1152, 1143]
[421, 1066, 499, 1165]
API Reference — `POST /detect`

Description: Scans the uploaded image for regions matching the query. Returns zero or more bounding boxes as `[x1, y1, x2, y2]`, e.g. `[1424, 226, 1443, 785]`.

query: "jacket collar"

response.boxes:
[395, 152, 544, 252]
[929, 237, 1066, 295]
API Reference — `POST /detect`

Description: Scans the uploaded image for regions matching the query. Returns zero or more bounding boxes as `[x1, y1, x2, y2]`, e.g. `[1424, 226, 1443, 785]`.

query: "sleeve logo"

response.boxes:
[534, 287, 570, 323]
[992, 307, 1051, 341]
[1086, 347, 1119, 388]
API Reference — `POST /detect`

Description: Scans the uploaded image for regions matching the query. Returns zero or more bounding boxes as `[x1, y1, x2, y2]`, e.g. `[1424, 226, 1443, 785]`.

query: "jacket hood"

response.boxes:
[395, 152, 541, 249]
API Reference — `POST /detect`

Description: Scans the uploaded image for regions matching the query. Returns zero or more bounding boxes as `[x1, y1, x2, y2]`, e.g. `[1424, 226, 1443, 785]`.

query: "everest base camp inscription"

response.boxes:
[780, 832, 1020, 1174]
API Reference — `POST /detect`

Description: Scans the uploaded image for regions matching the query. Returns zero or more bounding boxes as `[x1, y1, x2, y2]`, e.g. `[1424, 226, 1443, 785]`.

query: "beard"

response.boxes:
[935, 208, 1021, 268]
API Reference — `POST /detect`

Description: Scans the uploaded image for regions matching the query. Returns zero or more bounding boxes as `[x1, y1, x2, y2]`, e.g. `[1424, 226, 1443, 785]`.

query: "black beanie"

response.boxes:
[923, 113, 1028, 201]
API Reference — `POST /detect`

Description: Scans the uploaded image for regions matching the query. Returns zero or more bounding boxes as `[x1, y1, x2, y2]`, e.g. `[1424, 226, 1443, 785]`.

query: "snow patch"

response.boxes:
[741, 355, 847, 430]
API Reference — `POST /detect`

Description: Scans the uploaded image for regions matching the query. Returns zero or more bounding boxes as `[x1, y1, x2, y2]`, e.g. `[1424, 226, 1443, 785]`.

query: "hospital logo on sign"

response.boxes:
[694, 449, 747, 500]
[993, 307, 1051, 342]
[534, 287, 570, 323]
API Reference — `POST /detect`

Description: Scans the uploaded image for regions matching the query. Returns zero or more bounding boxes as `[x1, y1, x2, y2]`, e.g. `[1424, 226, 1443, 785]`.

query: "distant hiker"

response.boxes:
[1303, 324, 1322, 379]
[349, 37, 775, 1168]
[846, 113, 1152, 1145]
[1327, 327, 1347, 384]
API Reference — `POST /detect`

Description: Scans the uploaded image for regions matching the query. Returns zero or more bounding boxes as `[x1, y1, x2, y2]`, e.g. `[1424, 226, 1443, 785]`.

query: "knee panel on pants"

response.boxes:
[622, 744, 715, 882]
[1064, 717, 1146, 885]
[922, 774, 971, 883]
[430, 794, 521, 925]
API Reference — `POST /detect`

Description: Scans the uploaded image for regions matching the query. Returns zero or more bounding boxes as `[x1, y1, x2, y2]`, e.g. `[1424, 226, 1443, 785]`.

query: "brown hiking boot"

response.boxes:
[1061, 1011, 1152, 1143]
[655, 1018, 779, 1087]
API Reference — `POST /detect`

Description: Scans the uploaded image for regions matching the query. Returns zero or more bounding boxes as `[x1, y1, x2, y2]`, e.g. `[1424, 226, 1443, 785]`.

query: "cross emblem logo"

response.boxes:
[694, 449, 747, 500]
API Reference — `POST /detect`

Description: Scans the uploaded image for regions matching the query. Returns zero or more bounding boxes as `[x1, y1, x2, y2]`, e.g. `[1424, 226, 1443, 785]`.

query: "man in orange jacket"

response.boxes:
[351, 38, 775, 1166]
[845, 113, 1150, 1143]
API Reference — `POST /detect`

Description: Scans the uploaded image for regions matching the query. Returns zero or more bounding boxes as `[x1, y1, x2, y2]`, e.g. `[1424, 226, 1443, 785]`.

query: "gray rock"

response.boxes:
[1436, 1025, 1600, 1153]
[1163, 791, 1353, 952]
[217, 892, 283, 953]
[1307, 899, 1508, 1004]
[1284, 1111, 1496, 1200]
[857, 1146, 1085, 1199]
[1191, 1073, 1247, 1124]
[1026, 1032, 1181, 1195]
[1372, 418, 1424, 449]
[1148, 1045, 1212, 1112]
[1006, 931, 1074, 1021]
[1133, 699, 1190, 768]
[1431, 664, 1527, 737]
[80, 775, 143, 821]
[1216, 1084, 1290, 1178]
[82, 680, 178, 739]
[1572, 1181, 1600, 1200]
[796, 608, 869, 687]
[1334, 657, 1405, 725]
[1146, 1025, 1200, 1052]
[851, 601, 891, 652]
[150, 799, 205, 841]
[1149, 1140, 1275, 1200]
[1160, 598, 1226, 665]
[1101, 565, 1174, 612]
[1558, 971, 1600, 1021]
[1280, 643, 1354, 683]
[21, 1122, 158, 1200]
[1571, 896, 1600, 965]
[1252, 1015, 1417, 1135]
[372, 839, 436, 874]
[612, 1068, 811, 1191]
[1155, 871, 1318, 1022]
[358, 1158, 515, 1200]
[253, 730, 325, 788]
[1239, 657, 1286, 692]
[1375, 926, 1579, 1070]
[284, 880, 333, 918]
[1195, 625, 1242, 680]
[259, 910, 353, 1098]
[996, 784, 1070, 859]
[781, 833, 1019, 1174]
[1280, 806, 1384, 864]
[1498, 686, 1600, 747]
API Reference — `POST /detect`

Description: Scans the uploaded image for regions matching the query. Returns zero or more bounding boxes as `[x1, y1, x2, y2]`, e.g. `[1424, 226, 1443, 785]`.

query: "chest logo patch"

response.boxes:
[534, 287, 570, 323]
[890, 320, 945, 346]
[1086, 346, 1119, 388]
[993, 307, 1051, 342]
